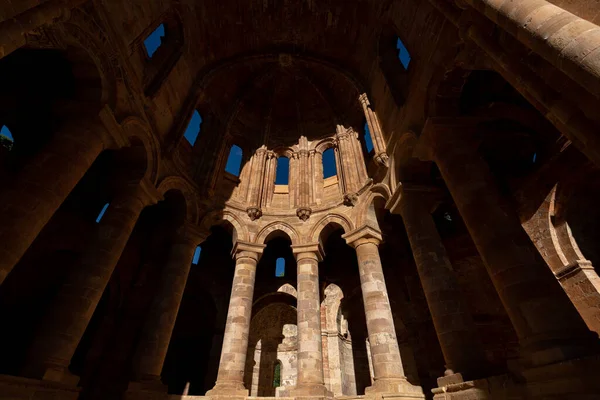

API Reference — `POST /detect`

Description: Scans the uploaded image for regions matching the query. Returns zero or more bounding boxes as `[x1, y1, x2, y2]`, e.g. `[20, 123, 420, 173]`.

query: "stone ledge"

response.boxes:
[0, 373, 80, 400]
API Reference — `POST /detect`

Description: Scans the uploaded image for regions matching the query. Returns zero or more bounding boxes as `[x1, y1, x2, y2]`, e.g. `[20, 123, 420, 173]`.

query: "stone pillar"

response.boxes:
[0, 120, 111, 286]
[394, 188, 488, 386]
[296, 150, 312, 221]
[335, 125, 359, 194]
[0, 0, 88, 60]
[261, 151, 277, 209]
[343, 226, 424, 397]
[313, 150, 324, 205]
[24, 180, 158, 383]
[207, 241, 265, 397]
[463, 0, 600, 99]
[308, 149, 316, 206]
[128, 223, 206, 391]
[359, 93, 389, 167]
[289, 244, 331, 398]
[421, 118, 598, 367]
[246, 146, 267, 220]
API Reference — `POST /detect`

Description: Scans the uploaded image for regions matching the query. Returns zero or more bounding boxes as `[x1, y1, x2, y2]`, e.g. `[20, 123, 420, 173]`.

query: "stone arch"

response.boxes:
[310, 214, 353, 243]
[356, 189, 389, 229]
[200, 209, 249, 244]
[256, 222, 300, 245]
[272, 146, 295, 158]
[323, 283, 344, 334]
[121, 117, 161, 184]
[314, 137, 337, 154]
[277, 283, 297, 298]
[157, 176, 199, 224]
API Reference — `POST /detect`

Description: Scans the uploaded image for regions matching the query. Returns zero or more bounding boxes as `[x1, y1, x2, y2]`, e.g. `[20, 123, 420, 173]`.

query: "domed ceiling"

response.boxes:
[199, 54, 365, 147]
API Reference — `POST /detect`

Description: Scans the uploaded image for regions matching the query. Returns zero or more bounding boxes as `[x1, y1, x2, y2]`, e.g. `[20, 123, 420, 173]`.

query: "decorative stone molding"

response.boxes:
[296, 206, 312, 221]
[246, 206, 263, 221]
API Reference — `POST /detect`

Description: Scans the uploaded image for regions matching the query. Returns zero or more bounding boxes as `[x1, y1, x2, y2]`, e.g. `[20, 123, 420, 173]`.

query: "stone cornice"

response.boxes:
[291, 242, 324, 262]
[342, 225, 382, 248]
[231, 240, 266, 259]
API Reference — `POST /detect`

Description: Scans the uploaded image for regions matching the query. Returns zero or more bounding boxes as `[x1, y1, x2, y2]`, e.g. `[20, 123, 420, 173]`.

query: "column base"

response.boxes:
[0, 373, 80, 400]
[205, 382, 249, 399]
[364, 378, 425, 398]
[288, 383, 333, 399]
[125, 376, 168, 399]
[432, 373, 491, 400]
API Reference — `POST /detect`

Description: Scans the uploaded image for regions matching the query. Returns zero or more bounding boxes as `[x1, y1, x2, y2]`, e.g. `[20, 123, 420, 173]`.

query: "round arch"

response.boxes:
[309, 213, 353, 243]
[200, 209, 249, 244]
[256, 221, 300, 245]
[355, 189, 390, 229]
[313, 137, 337, 154]
[157, 176, 200, 224]
[122, 117, 161, 184]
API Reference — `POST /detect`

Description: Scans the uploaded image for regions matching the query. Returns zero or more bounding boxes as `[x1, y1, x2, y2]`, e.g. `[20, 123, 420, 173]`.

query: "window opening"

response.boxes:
[364, 122, 374, 153]
[275, 156, 289, 185]
[184, 110, 202, 146]
[0, 125, 14, 151]
[275, 257, 285, 277]
[273, 361, 282, 387]
[96, 203, 109, 223]
[323, 148, 337, 179]
[225, 144, 243, 176]
[144, 24, 166, 58]
[192, 246, 202, 265]
[396, 37, 411, 70]
[532, 152, 537, 164]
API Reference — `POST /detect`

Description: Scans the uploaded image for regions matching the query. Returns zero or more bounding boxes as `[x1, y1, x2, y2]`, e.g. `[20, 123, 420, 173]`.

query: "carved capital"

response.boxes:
[374, 152, 390, 167]
[246, 207, 263, 221]
[358, 93, 370, 107]
[343, 193, 359, 207]
[296, 206, 312, 221]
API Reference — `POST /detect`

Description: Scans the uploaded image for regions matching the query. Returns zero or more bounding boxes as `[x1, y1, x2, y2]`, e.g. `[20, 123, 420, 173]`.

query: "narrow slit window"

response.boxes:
[273, 361, 282, 387]
[144, 23, 166, 58]
[275, 257, 285, 277]
[192, 246, 202, 265]
[225, 144, 243, 176]
[0, 125, 14, 151]
[396, 37, 411, 70]
[96, 203, 110, 223]
[323, 148, 337, 179]
[275, 156, 289, 185]
[364, 122, 374, 153]
[184, 110, 202, 146]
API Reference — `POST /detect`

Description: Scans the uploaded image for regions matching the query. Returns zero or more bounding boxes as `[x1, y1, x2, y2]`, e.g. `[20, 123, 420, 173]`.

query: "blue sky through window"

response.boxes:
[275, 257, 285, 277]
[397, 37, 411, 70]
[96, 203, 109, 223]
[0, 125, 13, 141]
[323, 148, 337, 178]
[184, 110, 202, 145]
[192, 246, 202, 265]
[364, 122, 374, 153]
[225, 145, 243, 176]
[144, 24, 165, 58]
[275, 156, 289, 185]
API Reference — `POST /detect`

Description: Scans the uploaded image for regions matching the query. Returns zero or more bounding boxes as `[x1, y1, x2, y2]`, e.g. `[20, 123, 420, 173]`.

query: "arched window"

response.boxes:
[192, 246, 202, 265]
[396, 37, 411, 70]
[275, 156, 289, 185]
[275, 257, 285, 277]
[0, 125, 14, 151]
[273, 361, 282, 387]
[184, 110, 202, 146]
[225, 144, 243, 176]
[323, 148, 337, 179]
[96, 203, 109, 223]
[144, 24, 165, 58]
[364, 122, 374, 154]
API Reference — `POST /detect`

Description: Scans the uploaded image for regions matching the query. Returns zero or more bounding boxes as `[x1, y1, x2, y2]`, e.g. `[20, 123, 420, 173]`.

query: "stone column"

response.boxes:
[394, 188, 488, 386]
[421, 118, 597, 367]
[0, 120, 111, 286]
[0, 0, 88, 60]
[207, 241, 265, 397]
[343, 226, 424, 397]
[24, 180, 157, 383]
[246, 146, 267, 220]
[313, 150, 324, 205]
[463, 0, 600, 99]
[290, 244, 331, 398]
[128, 223, 206, 391]
[359, 93, 389, 167]
[296, 150, 312, 221]
[261, 151, 276, 209]
[335, 125, 359, 194]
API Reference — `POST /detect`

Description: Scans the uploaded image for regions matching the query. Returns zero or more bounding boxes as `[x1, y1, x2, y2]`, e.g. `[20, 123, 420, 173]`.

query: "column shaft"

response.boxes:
[399, 192, 487, 380]
[24, 185, 150, 381]
[296, 252, 325, 388]
[207, 247, 260, 396]
[465, 0, 600, 99]
[131, 234, 200, 381]
[0, 124, 105, 286]
[426, 120, 596, 366]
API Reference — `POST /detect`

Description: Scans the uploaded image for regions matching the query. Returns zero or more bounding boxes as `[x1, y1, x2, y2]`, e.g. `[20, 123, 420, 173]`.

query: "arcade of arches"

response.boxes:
[2, 1, 600, 400]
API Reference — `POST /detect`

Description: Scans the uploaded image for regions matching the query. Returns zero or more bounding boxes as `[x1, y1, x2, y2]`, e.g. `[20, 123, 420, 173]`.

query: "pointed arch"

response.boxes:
[255, 221, 300, 245]
[157, 175, 200, 224]
[309, 214, 353, 243]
